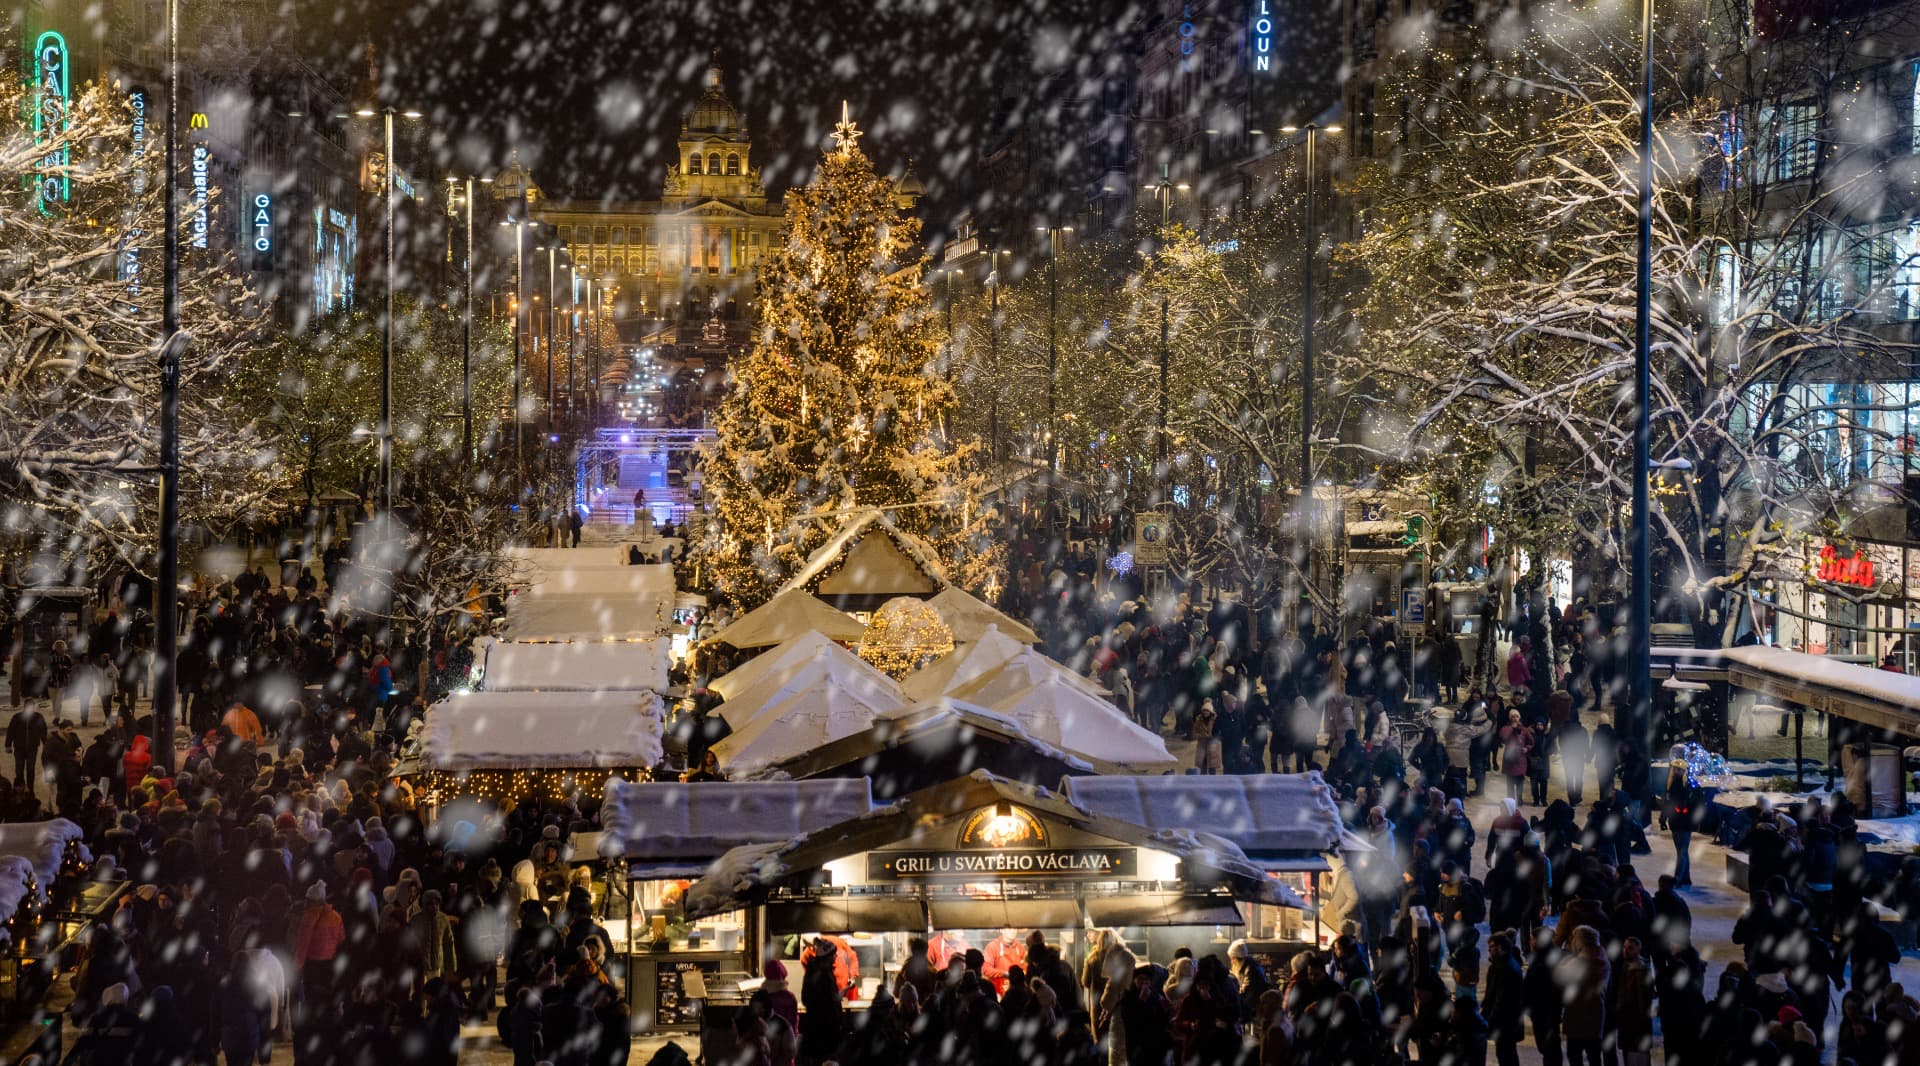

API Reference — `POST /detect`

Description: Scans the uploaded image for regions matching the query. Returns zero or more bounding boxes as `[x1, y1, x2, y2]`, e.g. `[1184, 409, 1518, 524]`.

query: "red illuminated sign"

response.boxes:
[1817, 545, 1876, 589]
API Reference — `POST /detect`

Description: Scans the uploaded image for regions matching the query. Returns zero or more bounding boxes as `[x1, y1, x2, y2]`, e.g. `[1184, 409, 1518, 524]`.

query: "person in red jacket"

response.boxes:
[799, 934, 861, 1001]
[122, 734, 153, 794]
[982, 928, 1027, 995]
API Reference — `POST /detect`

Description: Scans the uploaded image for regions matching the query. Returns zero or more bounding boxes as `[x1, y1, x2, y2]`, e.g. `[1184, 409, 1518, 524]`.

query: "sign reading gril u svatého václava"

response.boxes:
[868, 848, 1138, 880]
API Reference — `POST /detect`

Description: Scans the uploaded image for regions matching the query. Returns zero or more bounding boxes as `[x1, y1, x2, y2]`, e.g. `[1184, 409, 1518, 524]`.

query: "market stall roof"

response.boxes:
[711, 673, 905, 776]
[735, 699, 1097, 796]
[597, 778, 874, 868]
[482, 639, 671, 692]
[420, 690, 666, 771]
[946, 646, 1108, 704]
[684, 771, 1305, 922]
[507, 545, 648, 579]
[0, 818, 87, 890]
[0, 856, 32, 936]
[1654, 645, 1920, 734]
[776, 507, 950, 600]
[1061, 773, 1352, 864]
[710, 630, 893, 702]
[980, 672, 1176, 771]
[926, 587, 1041, 645]
[716, 653, 903, 731]
[706, 589, 867, 649]
[901, 625, 1028, 703]
[502, 562, 677, 641]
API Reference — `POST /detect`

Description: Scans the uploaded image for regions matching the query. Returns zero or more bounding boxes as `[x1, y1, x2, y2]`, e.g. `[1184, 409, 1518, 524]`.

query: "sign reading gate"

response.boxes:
[868, 848, 1137, 880]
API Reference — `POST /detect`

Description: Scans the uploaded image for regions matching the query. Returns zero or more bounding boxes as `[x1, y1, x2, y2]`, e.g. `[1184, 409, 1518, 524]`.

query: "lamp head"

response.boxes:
[354, 108, 377, 117]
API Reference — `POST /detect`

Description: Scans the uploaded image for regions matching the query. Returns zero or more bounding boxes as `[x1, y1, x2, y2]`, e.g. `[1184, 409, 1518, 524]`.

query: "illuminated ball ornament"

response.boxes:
[858, 597, 955, 679]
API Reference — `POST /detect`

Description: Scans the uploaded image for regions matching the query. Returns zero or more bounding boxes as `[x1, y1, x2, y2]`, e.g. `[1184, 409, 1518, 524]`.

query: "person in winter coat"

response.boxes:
[1556, 926, 1609, 1066]
[1484, 932, 1527, 1066]
[412, 889, 459, 984]
[799, 939, 846, 1065]
[1611, 936, 1655, 1066]
[762, 959, 801, 1036]
[1524, 927, 1565, 1066]
[1557, 720, 1591, 806]
[6, 702, 47, 789]
[1411, 727, 1450, 790]
[1097, 931, 1139, 1065]
[1192, 699, 1222, 774]
[454, 861, 511, 1020]
[1498, 711, 1534, 801]
[122, 733, 153, 794]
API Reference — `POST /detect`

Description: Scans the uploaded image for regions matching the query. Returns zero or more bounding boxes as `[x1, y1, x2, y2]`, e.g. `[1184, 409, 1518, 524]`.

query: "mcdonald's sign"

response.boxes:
[189, 112, 210, 130]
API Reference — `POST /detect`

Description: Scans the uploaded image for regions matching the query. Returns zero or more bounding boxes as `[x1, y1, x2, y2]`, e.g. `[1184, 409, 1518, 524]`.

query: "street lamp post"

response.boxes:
[154, 0, 182, 775]
[349, 106, 422, 512]
[502, 213, 527, 479]
[543, 245, 563, 434]
[1280, 122, 1341, 634]
[1630, 0, 1658, 788]
[1145, 165, 1189, 497]
[1040, 221, 1071, 505]
[446, 174, 489, 461]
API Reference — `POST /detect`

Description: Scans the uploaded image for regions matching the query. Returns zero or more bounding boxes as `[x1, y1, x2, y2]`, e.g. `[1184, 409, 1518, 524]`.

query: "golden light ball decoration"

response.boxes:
[857, 596, 955, 679]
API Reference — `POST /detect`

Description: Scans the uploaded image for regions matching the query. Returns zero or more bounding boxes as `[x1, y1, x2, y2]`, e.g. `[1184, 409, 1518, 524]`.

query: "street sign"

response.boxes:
[1402, 588, 1426, 623]
[1134, 511, 1171, 566]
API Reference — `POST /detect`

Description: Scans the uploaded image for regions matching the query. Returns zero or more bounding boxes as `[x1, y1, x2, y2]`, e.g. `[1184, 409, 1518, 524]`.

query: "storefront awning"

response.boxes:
[1085, 895, 1246, 928]
[1061, 773, 1347, 857]
[598, 779, 875, 865]
[766, 899, 929, 934]
[1654, 646, 1920, 734]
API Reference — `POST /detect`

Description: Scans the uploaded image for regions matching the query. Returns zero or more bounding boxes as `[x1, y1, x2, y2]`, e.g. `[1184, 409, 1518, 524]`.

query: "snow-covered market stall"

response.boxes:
[0, 818, 112, 1022]
[407, 689, 667, 803]
[596, 770, 1346, 1037]
[479, 637, 672, 693]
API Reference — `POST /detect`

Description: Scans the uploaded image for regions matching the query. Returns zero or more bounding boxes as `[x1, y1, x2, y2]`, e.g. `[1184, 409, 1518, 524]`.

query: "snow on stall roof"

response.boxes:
[947, 646, 1108, 703]
[926, 587, 1040, 645]
[880, 699, 1099, 773]
[777, 507, 950, 597]
[502, 562, 678, 641]
[712, 674, 905, 775]
[1062, 773, 1346, 855]
[901, 625, 1027, 702]
[482, 639, 670, 692]
[597, 778, 874, 862]
[0, 856, 31, 933]
[983, 674, 1176, 770]
[716, 653, 903, 731]
[711, 630, 893, 702]
[1721, 645, 1920, 710]
[421, 690, 665, 771]
[706, 589, 868, 649]
[0, 818, 87, 889]
[506, 546, 647, 577]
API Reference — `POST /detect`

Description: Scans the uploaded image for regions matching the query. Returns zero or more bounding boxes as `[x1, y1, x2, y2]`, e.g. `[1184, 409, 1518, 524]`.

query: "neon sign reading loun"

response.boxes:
[1251, 0, 1274, 72]
[32, 31, 71, 215]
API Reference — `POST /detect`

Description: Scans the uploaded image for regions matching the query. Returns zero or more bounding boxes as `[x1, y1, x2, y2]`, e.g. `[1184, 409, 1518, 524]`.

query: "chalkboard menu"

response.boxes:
[655, 961, 717, 1027]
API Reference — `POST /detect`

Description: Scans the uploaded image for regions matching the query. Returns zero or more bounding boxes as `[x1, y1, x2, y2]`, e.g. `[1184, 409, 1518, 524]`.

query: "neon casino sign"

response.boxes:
[32, 31, 71, 215]
[1250, 0, 1274, 72]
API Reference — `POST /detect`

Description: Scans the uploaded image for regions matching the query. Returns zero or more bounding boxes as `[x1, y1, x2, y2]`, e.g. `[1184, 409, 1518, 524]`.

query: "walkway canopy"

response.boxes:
[927, 587, 1040, 645]
[1654, 645, 1920, 733]
[706, 589, 866, 649]
[684, 772, 1308, 932]
[597, 779, 874, 877]
[710, 630, 892, 702]
[482, 639, 670, 692]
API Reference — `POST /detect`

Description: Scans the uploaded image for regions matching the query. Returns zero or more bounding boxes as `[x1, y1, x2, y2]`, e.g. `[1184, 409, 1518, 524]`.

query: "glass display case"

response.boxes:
[628, 879, 747, 954]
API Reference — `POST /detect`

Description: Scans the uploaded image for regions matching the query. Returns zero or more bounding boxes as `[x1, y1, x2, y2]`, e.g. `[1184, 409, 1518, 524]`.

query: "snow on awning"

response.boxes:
[421, 690, 666, 771]
[706, 589, 867, 649]
[710, 630, 894, 702]
[1718, 645, 1920, 733]
[482, 639, 670, 692]
[0, 819, 87, 891]
[927, 587, 1041, 645]
[1061, 773, 1346, 859]
[0, 856, 31, 935]
[597, 778, 875, 865]
[502, 562, 678, 641]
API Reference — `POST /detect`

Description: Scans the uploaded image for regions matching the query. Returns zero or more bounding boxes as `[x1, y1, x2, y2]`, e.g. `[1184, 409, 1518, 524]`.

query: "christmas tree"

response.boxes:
[700, 105, 989, 606]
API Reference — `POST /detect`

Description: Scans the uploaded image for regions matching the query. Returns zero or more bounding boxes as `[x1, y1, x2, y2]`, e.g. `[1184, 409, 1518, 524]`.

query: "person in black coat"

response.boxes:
[800, 939, 846, 1066]
[1523, 928, 1564, 1066]
[1649, 875, 1692, 961]
[1483, 933, 1526, 1066]
[1654, 947, 1707, 1066]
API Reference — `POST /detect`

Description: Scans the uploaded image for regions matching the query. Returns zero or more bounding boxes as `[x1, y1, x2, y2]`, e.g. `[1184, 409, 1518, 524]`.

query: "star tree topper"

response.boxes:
[830, 100, 862, 156]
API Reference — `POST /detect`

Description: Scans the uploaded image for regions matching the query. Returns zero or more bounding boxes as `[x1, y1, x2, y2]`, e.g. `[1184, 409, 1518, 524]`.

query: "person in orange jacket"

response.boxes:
[981, 928, 1027, 995]
[926, 928, 972, 976]
[799, 934, 861, 1001]
[221, 701, 265, 744]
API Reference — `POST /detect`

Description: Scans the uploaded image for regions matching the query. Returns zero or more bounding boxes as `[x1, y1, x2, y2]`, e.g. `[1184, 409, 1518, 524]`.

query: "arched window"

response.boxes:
[707, 153, 721, 175]
[726, 154, 741, 175]
[687, 155, 702, 175]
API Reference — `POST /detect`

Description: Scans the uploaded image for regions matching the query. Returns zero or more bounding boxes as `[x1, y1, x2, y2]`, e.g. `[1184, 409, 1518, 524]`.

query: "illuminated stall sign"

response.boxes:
[251, 193, 273, 253]
[1250, 0, 1274, 72]
[867, 847, 1137, 880]
[32, 32, 71, 214]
